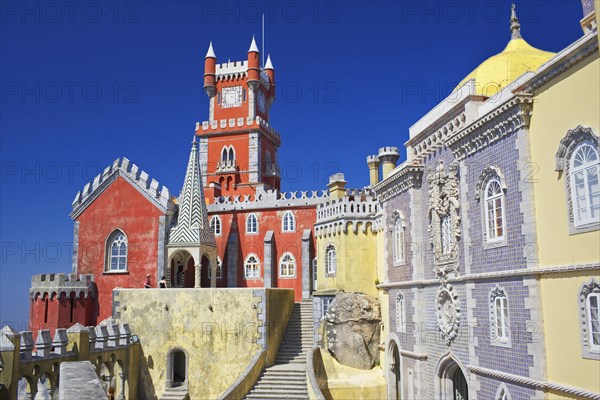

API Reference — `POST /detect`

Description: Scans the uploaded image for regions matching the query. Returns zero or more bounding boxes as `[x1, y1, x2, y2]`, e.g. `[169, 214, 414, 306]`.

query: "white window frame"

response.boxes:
[282, 211, 295, 232]
[484, 178, 506, 242]
[279, 252, 296, 278]
[495, 383, 512, 400]
[210, 216, 222, 236]
[246, 213, 259, 234]
[396, 292, 406, 333]
[325, 244, 337, 276]
[578, 278, 600, 359]
[321, 296, 334, 319]
[489, 286, 511, 347]
[569, 142, 600, 227]
[393, 217, 405, 265]
[105, 230, 128, 272]
[244, 254, 260, 280]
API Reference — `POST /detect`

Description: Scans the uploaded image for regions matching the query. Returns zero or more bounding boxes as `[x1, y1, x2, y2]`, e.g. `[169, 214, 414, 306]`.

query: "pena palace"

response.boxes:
[29, 36, 322, 332]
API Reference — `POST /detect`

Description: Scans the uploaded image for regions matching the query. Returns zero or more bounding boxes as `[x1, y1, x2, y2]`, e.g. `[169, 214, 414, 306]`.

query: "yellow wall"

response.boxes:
[528, 55, 600, 267]
[316, 228, 378, 297]
[113, 288, 293, 400]
[539, 271, 600, 394]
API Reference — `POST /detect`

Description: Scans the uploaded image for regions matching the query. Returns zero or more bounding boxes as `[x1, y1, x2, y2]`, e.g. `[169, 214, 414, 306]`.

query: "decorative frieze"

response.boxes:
[373, 163, 423, 203]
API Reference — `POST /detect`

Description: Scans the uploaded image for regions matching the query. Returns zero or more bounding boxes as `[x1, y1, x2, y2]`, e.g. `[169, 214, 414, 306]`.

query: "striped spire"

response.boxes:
[169, 137, 215, 246]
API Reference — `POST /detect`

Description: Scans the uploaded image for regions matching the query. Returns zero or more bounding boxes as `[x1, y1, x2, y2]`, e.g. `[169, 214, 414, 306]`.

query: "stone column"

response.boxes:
[263, 231, 274, 288]
[194, 263, 201, 288]
[301, 230, 312, 299]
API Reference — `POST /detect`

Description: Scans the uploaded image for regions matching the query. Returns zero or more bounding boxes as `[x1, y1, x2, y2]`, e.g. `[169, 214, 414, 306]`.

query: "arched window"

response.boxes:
[244, 254, 260, 280]
[485, 178, 505, 242]
[265, 151, 272, 168]
[325, 244, 336, 275]
[228, 147, 235, 162]
[208, 257, 222, 280]
[282, 211, 295, 232]
[579, 279, 600, 359]
[396, 292, 406, 333]
[279, 253, 296, 278]
[106, 230, 127, 272]
[570, 142, 600, 227]
[210, 216, 221, 236]
[496, 383, 512, 400]
[246, 213, 258, 234]
[221, 147, 228, 162]
[490, 286, 510, 345]
[393, 217, 404, 264]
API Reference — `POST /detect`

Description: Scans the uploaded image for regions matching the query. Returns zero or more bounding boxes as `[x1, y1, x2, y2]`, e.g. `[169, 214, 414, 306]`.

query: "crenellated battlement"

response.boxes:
[29, 273, 96, 300]
[0, 322, 137, 399]
[196, 115, 281, 145]
[206, 188, 327, 212]
[216, 60, 247, 79]
[70, 157, 173, 219]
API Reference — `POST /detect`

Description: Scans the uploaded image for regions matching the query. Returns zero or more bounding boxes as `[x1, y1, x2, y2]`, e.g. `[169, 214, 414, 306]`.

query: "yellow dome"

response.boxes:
[454, 38, 555, 97]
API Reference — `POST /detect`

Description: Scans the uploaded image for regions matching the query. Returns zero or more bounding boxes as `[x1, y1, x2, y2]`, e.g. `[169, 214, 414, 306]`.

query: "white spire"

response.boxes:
[248, 35, 259, 53]
[205, 41, 216, 58]
[264, 54, 274, 70]
[168, 137, 215, 247]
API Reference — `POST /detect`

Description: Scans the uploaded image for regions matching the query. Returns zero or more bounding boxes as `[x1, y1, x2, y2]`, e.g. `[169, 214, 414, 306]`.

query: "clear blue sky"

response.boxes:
[0, 1, 584, 329]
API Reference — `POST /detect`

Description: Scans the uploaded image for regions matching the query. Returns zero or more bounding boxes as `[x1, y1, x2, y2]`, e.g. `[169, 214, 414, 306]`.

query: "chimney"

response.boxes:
[378, 147, 400, 180]
[327, 173, 347, 200]
[367, 155, 381, 186]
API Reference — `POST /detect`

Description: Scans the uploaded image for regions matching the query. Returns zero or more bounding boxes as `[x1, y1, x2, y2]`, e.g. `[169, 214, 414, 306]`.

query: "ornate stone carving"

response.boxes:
[436, 283, 461, 345]
[578, 278, 600, 354]
[427, 161, 461, 276]
[475, 166, 507, 201]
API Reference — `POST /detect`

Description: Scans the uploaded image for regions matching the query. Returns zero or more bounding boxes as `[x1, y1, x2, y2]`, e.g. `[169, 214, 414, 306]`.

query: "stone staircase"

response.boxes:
[245, 299, 313, 399]
[160, 386, 189, 400]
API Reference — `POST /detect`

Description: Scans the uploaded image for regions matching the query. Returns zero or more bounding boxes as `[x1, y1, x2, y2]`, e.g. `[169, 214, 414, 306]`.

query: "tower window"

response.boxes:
[210, 216, 222, 236]
[325, 244, 337, 275]
[570, 142, 599, 227]
[485, 178, 505, 242]
[282, 211, 295, 232]
[106, 230, 128, 272]
[246, 213, 258, 234]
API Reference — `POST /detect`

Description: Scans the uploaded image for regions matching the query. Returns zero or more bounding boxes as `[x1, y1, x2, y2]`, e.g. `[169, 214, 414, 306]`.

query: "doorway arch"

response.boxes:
[168, 251, 195, 288]
[166, 348, 188, 389]
[386, 334, 402, 400]
[435, 351, 469, 400]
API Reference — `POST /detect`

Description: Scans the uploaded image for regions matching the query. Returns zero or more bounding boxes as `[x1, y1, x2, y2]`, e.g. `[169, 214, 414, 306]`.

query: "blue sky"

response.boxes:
[0, 0, 584, 329]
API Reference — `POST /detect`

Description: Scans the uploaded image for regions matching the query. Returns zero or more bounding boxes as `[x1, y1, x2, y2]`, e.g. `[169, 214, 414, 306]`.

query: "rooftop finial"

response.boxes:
[510, 4, 522, 40]
[249, 35, 259, 53]
[205, 41, 216, 58]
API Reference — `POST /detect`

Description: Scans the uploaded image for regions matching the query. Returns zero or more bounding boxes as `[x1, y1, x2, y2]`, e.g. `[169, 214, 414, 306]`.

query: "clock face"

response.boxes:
[257, 90, 267, 113]
[221, 86, 242, 108]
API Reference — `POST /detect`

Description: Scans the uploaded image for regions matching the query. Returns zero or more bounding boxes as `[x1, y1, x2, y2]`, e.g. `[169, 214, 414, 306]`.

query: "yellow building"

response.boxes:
[524, 1, 600, 396]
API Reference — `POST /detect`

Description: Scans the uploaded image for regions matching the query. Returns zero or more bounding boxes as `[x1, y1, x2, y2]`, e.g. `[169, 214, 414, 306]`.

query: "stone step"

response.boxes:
[256, 379, 307, 386]
[248, 388, 308, 395]
[246, 394, 308, 400]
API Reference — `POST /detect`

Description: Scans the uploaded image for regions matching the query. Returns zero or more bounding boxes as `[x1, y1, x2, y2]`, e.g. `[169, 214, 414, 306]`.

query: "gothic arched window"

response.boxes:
[246, 213, 258, 234]
[282, 211, 295, 232]
[393, 217, 405, 264]
[489, 286, 510, 346]
[210, 216, 221, 236]
[106, 230, 127, 272]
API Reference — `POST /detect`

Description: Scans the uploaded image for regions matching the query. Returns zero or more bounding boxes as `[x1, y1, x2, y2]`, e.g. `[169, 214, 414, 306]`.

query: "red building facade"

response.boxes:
[29, 37, 321, 335]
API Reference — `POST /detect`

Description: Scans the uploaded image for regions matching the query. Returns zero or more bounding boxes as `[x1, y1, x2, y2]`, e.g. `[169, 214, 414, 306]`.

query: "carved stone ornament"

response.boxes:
[475, 166, 507, 201]
[436, 283, 461, 345]
[427, 160, 461, 276]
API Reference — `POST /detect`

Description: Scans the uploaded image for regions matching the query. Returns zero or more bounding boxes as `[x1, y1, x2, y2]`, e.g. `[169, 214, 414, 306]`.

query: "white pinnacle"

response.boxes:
[264, 54, 274, 70]
[248, 35, 259, 53]
[205, 41, 216, 58]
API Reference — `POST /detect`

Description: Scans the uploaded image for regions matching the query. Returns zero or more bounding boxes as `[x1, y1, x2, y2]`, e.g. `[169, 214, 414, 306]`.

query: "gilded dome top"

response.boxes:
[454, 4, 555, 97]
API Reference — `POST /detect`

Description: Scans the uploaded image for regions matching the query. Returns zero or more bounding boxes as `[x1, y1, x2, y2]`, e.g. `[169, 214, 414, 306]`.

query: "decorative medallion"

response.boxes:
[427, 160, 461, 277]
[436, 283, 461, 345]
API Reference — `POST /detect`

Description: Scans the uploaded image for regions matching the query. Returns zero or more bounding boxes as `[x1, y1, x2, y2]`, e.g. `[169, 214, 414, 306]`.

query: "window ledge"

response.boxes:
[103, 271, 129, 275]
[483, 239, 508, 250]
[569, 222, 600, 235]
[490, 338, 512, 348]
[279, 276, 297, 279]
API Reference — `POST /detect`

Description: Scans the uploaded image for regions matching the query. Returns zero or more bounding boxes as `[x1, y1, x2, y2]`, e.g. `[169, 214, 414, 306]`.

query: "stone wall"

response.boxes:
[112, 287, 294, 399]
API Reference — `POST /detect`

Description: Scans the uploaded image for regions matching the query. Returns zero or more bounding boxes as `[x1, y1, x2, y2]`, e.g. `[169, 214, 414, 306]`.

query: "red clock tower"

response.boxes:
[199, 37, 280, 198]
